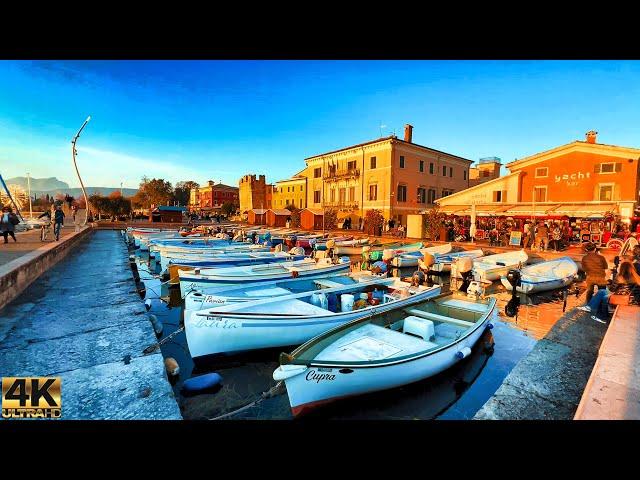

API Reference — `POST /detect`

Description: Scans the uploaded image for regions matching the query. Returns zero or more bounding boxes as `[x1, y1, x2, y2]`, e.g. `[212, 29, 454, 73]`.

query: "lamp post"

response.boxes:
[71, 116, 91, 227]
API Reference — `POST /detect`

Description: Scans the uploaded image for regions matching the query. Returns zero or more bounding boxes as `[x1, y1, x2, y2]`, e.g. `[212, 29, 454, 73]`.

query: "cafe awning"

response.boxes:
[548, 203, 618, 217]
[435, 204, 512, 216]
[499, 204, 563, 216]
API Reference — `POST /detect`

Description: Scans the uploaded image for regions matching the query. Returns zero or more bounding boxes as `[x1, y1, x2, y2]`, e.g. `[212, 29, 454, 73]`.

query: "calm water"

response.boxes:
[134, 249, 537, 420]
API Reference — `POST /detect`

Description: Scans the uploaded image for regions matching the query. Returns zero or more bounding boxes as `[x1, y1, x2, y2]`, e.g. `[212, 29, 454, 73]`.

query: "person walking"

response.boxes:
[1, 206, 20, 243]
[53, 205, 65, 241]
[581, 242, 609, 303]
[551, 223, 562, 251]
[535, 221, 549, 251]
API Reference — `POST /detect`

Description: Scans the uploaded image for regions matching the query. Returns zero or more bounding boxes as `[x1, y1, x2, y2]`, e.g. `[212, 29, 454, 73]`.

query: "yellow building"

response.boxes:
[271, 174, 307, 210]
[303, 124, 472, 226]
[238, 174, 273, 213]
[469, 157, 502, 187]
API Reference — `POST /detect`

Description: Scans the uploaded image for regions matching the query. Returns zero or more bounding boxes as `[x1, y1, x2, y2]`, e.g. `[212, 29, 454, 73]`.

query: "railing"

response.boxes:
[323, 168, 360, 180]
[323, 201, 359, 210]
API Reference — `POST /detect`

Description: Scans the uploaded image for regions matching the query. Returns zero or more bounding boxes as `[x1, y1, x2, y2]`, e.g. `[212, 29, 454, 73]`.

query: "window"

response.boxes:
[449, 167, 453, 177]
[598, 184, 614, 201]
[300, 185, 304, 191]
[400, 156, 405, 168]
[314, 168, 322, 178]
[442, 165, 447, 176]
[370, 157, 377, 169]
[313, 190, 321, 203]
[339, 188, 346, 204]
[429, 162, 434, 174]
[287, 187, 290, 192]
[533, 186, 547, 202]
[330, 189, 335, 203]
[417, 187, 426, 204]
[419, 160, 424, 172]
[441, 189, 454, 197]
[369, 184, 378, 201]
[463, 170, 467, 180]
[482, 170, 491, 177]
[595, 162, 620, 174]
[427, 189, 436, 203]
[299, 199, 303, 208]
[349, 186, 355, 201]
[535, 167, 548, 178]
[397, 185, 407, 202]
[347, 160, 357, 171]
[492, 190, 507, 202]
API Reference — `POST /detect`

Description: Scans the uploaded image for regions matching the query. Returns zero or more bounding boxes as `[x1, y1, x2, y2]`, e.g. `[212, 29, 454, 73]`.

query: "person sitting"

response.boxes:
[578, 260, 640, 321]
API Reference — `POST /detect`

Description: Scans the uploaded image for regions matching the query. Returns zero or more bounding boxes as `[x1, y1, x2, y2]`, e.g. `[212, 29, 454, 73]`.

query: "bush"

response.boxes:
[363, 209, 384, 236]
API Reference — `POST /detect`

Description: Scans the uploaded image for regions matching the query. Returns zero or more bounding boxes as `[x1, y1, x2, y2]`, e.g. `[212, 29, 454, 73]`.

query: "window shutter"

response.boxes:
[594, 164, 601, 173]
[615, 162, 622, 172]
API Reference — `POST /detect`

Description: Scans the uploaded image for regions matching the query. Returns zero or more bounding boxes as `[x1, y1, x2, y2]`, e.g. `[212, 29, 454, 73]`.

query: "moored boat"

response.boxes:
[185, 278, 442, 359]
[273, 293, 497, 416]
[390, 243, 453, 267]
[499, 256, 578, 294]
[470, 249, 528, 282]
[420, 249, 484, 273]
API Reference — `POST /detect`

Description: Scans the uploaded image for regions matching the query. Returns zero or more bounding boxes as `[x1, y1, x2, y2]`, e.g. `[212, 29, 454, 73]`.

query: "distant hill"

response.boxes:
[6, 176, 69, 191]
[5, 177, 137, 198]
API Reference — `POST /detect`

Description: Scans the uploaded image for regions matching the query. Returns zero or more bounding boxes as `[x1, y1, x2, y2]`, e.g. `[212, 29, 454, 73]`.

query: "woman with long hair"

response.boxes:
[579, 260, 640, 322]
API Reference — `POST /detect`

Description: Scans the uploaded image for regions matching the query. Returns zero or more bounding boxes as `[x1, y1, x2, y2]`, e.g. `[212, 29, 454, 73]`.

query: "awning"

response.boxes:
[499, 204, 562, 216]
[549, 203, 618, 217]
[435, 204, 512, 216]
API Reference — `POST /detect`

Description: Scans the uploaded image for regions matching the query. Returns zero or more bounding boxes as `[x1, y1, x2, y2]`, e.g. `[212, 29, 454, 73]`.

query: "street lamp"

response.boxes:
[27, 172, 33, 219]
[71, 116, 91, 227]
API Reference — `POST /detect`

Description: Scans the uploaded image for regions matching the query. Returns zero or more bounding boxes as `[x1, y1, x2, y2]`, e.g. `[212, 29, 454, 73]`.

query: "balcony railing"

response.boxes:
[323, 201, 359, 210]
[323, 168, 361, 181]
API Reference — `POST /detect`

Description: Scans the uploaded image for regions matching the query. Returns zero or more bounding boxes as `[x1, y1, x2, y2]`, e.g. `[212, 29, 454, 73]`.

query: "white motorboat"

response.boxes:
[420, 249, 484, 273]
[273, 293, 497, 417]
[499, 256, 578, 294]
[470, 249, 528, 282]
[390, 243, 453, 267]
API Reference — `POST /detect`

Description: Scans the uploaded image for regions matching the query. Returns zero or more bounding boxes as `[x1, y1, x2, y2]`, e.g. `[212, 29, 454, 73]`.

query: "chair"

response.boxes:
[402, 316, 435, 342]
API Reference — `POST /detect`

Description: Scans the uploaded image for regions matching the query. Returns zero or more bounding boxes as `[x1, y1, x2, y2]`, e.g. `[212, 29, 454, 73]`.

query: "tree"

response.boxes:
[363, 209, 384, 236]
[220, 202, 236, 217]
[423, 205, 447, 240]
[131, 177, 173, 209]
[324, 208, 338, 230]
[174, 180, 199, 207]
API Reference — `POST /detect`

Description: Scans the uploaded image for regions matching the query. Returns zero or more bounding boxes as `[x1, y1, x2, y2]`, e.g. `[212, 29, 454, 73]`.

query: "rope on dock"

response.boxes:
[143, 325, 185, 355]
[208, 381, 285, 420]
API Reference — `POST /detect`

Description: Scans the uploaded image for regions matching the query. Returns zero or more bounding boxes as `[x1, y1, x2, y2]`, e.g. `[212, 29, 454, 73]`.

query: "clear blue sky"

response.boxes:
[1, 60, 639, 189]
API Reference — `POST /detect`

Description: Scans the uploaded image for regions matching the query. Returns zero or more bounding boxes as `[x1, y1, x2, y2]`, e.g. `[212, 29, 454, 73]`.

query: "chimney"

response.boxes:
[585, 130, 598, 144]
[404, 124, 413, 143]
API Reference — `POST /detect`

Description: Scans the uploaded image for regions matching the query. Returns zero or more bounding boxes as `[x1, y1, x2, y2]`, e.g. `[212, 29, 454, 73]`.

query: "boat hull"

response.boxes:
[281, 305, 496, 416]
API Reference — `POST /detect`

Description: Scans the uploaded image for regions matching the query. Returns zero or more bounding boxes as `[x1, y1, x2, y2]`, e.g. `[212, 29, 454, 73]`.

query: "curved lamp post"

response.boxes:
[71, 116, 91, 226]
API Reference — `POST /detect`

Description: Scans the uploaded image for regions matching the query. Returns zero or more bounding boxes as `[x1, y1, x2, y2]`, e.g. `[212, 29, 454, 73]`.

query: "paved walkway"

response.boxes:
[0, 230, 182, 420]
[473, 307, 609, 419]
[574, 305, 640, 419]
[0, 224, 80, 267]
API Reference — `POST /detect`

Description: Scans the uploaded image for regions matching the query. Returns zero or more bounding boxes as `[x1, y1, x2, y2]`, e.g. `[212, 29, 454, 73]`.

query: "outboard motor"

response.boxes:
[457, 256, 474, 292]
[504, 269, 521, 318]
[411, 270, 426, 286]
[612, 255, 620, 282]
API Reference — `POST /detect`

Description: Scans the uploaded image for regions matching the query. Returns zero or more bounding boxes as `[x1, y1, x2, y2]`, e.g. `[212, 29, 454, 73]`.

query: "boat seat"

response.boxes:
[404, 308, 475, 328]
[402, 316, 435, 342]
[314, 279, 345, 289]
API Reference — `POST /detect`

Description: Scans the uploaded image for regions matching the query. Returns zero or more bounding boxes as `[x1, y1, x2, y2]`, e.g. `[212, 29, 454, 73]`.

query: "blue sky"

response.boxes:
[1, 60, 639, 189]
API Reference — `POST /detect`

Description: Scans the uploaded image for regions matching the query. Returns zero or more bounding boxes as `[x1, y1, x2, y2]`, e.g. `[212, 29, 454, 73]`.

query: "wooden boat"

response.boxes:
[499, 256, 578, 294]
[185, 279, 442, 359]
[183, 271, 390, 320]
[178, 257, 351, 297]
[273, 293, 497, 417]
[470, 249, 528, 282]
[156, 244, 270, 272]
[333, 239, 375, 256]
[391, 243, 453, 267]
[296, 234, 330, 249]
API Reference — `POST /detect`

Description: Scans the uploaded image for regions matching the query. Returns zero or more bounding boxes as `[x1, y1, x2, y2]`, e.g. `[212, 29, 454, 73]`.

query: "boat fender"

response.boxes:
[149, 314, 163, 336]
[164, 357, 180, 376]
[456, 347, 472, 359]
[144, 299, 152, 311]
[182, 373, 223, 393]
[486, 322, 494, 329]
[338, 256, 350, 264]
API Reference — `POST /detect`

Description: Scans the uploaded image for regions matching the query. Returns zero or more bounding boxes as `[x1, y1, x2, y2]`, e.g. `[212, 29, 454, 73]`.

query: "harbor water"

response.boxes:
[133, 242, 544, 420]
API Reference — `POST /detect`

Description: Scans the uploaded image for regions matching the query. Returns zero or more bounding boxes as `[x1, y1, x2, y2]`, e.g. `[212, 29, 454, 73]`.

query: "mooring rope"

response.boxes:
[208, 381, 285, 420]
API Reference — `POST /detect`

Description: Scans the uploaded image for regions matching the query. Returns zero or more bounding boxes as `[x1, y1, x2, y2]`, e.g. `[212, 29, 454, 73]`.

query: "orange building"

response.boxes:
[239, 174, 273, 213]
[266, 208, 291, 227]
[300, 208, 324, 230]
[437, 131, 640, 223]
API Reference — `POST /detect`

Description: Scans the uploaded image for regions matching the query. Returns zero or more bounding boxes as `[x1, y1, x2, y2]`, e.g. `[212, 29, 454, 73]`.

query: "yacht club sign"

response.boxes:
[555, 171, 590, 187]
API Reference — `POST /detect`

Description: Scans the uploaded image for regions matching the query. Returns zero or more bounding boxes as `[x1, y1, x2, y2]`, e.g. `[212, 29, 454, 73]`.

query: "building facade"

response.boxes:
[469, 157, 502, 187]
[271, 175, 307, 210]
[437, 131, 640, 222]
[303, 124, 473, 226]
[239, 174, 273, 213]
[189, 180, 239, 213]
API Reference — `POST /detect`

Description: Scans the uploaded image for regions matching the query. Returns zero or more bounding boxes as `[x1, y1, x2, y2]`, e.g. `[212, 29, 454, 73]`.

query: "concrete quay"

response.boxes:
[473, 307, 609, 420]
[0, 230, 182, 420]
[574, 305, 640, 420]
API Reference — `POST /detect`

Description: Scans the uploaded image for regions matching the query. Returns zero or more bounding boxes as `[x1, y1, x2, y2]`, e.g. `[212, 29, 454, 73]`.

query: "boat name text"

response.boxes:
[306, 370, 336, 383]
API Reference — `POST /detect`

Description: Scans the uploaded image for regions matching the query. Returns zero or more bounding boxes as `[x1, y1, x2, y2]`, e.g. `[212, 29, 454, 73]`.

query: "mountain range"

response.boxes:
[5, 177, 138, 197]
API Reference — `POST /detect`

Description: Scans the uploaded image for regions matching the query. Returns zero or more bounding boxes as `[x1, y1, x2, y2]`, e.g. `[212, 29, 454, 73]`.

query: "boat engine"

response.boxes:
[411, 270, 425, 286]
[504, 269, 521, 318]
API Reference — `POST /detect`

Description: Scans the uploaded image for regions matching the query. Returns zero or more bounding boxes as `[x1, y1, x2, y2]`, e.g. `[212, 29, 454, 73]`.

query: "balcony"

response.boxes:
[323, 201, 359, 211]
[323, 168, 361, 181]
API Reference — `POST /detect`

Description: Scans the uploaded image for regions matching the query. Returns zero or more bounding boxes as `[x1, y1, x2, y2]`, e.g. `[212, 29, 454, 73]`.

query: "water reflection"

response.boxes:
[133, 248, 536, 420]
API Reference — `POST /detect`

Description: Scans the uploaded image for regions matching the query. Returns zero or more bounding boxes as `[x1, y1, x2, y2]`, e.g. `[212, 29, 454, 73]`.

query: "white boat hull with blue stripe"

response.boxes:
[499, 256, 578, 294]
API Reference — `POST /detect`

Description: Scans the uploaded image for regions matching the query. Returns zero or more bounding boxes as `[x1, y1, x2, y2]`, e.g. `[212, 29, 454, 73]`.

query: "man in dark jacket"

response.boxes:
[1, 206, 20, 243]
[581, 242, 609, 303]
[53, 205, 65, 241]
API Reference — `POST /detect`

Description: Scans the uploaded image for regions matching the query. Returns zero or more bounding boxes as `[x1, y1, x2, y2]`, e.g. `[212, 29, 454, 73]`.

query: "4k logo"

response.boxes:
[2, 377, 62, 419]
